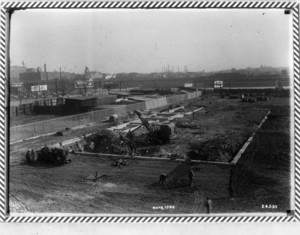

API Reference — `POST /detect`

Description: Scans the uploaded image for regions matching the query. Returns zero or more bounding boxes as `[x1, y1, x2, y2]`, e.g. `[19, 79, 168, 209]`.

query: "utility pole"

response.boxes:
[55, 78, 58, 97]
[60, 67, 65, 96]
[98, 80, 101, 95]
[84, 66, 89, 96]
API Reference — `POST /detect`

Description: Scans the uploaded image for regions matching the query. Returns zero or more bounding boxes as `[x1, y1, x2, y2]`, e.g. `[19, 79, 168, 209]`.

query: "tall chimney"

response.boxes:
[44, 64, 48, 80]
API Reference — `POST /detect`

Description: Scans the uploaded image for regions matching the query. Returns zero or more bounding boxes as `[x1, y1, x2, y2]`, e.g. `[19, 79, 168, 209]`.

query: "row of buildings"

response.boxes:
[11, 64, 289, 84]
[10, 65, 106, 83]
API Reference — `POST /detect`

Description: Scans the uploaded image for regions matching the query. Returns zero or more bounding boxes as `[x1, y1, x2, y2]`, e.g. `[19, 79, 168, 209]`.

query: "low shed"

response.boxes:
[97, 95, 117, 106]
[64, 96, 98, 114]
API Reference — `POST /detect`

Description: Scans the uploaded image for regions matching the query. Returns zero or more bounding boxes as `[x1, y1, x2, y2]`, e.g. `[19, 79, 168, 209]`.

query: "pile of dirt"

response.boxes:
[187, 137, 243, 162]
[134, 133, 159, 146]
[84, 130, 127, 154]
[84, 129, 166, 156]
[148, 162, 193, 189]
[175, 117, 198, 129]
[176, 121, 197, 129]
[167, 162, 191, 183]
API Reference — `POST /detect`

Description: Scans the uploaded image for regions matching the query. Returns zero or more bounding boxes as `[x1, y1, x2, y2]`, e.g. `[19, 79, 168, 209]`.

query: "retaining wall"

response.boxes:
[166, 94, 187, 104]
[10, 91, 202, 142]
[145, 97, 168, 110]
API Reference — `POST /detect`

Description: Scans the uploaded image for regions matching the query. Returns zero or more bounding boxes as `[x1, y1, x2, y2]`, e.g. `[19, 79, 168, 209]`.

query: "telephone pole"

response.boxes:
[55, 78, 58, 98]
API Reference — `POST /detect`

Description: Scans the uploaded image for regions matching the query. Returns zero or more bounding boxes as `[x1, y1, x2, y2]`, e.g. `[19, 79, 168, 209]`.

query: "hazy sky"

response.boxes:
[10, 9, 292, 74]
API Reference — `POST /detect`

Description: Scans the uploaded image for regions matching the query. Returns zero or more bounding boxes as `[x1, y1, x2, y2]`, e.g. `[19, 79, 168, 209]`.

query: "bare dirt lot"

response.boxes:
[83, 94, 270, 162]
[9, 93, 291, 214]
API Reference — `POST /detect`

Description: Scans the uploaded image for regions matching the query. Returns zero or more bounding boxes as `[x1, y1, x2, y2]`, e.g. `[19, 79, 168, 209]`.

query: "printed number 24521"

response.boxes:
[262, 204, 278, 209]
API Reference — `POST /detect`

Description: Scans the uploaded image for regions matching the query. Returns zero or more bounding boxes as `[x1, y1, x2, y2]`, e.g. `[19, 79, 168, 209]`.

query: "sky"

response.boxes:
[10, 9, 292, 74]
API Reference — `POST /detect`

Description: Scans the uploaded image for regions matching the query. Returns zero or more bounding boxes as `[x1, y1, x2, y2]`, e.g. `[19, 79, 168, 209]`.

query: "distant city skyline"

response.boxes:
[10, 9, 292, 74]
[10, 63, 289, 75]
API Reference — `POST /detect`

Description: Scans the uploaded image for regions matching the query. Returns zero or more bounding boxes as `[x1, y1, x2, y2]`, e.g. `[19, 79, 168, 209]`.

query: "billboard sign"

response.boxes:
[11, 82, 23, 88]
[39, 85, 48, 91]
[31, 85, 40, 92]
[214, 80, 223, 89]
[86, 80, 94, 88]
[105, 74, 116, 80]
[31, 85, 47, 92]
[184, 83, 193, 88]
[75, 80, 94, 89]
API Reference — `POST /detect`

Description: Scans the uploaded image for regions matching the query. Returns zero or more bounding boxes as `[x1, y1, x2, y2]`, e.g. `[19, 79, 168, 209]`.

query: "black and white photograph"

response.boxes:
[3, 2, 296, 219]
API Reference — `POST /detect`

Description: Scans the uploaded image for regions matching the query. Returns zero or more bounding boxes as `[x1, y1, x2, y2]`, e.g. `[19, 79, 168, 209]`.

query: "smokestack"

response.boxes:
[44, 64, 48, 80]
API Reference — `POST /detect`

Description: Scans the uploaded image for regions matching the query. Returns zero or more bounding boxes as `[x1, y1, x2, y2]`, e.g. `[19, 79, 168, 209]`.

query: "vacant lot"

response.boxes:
[9, 94, 291, 214]
[10, 155, 231, 214]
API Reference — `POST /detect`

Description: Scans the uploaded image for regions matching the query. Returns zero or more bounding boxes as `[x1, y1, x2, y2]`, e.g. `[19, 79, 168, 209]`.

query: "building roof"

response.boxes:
[109, 91, 130, 96]
[95, 104, 127, 109]
[97, 94, 117, 99]
[128, 96, 154, 102]
[65, 96, 97, 101]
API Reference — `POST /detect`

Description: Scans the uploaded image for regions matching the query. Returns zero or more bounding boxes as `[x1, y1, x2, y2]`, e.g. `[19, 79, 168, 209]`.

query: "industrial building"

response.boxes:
[19, 71, 77, 83]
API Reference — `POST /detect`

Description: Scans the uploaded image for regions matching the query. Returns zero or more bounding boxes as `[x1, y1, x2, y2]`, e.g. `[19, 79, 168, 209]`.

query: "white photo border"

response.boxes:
[0, 1, 299, 223]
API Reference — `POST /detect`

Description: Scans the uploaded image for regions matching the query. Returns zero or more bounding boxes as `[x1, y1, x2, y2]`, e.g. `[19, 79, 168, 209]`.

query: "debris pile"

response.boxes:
[25, 146, 71, 165]
[84, 129, 127, 154]
[54, 127, 72, 136]
[159, 162, 194, 188]
[111, 159, 129, 168]
[241, 92, 269, 103]
[176, 120, 197, 129]
[82, 107, 205, 158]
[188, 138, 242, 162]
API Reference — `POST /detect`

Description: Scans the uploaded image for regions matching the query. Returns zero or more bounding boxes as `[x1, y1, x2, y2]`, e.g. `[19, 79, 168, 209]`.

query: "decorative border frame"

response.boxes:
[0, 1, 299, 223]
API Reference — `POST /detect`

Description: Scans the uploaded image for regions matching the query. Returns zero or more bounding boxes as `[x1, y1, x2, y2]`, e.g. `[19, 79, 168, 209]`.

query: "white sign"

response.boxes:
[105, 74, 116, 80]
[11, 82, 23, 88]
[31, 85, 39, 92]
[39, 85, 47, 91]
[184, 83, 193, 88]
[214, 80, 223, 88]
[31, 85, 48, 92]
[75, 80, 94, 89]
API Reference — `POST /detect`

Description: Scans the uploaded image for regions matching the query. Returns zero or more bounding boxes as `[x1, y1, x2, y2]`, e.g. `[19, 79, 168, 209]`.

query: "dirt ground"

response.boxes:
[161, 94, 269, 162]
[10, 155, 230, 214]
[82, 94, 270, 162]
[9, 93, 292, 214]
